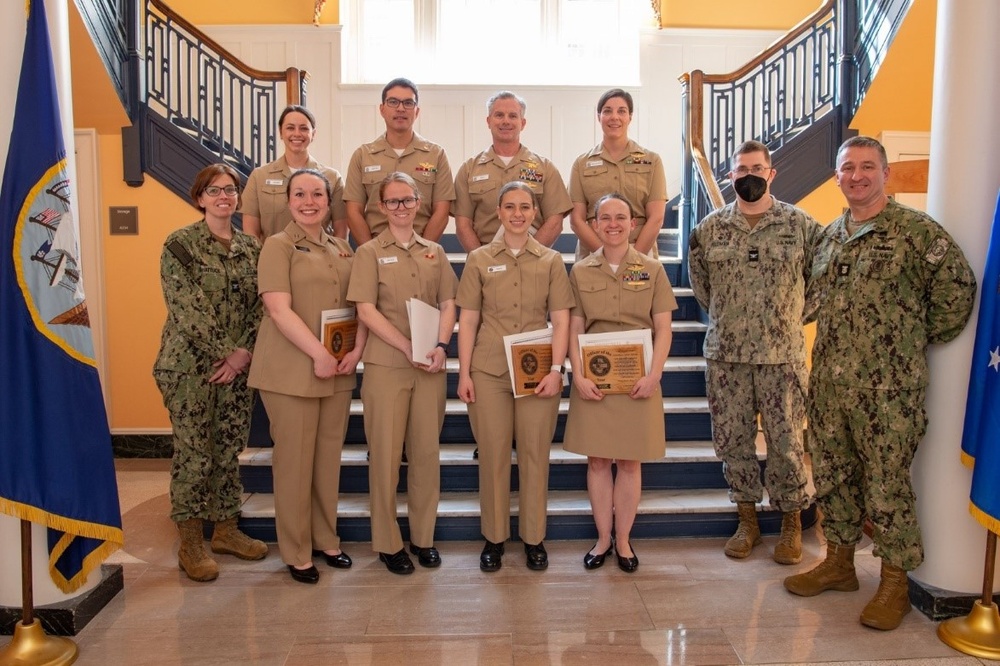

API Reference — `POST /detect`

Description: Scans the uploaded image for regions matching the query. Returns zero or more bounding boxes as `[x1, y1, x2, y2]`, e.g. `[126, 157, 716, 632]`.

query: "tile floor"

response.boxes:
[2, 458, 993, 666]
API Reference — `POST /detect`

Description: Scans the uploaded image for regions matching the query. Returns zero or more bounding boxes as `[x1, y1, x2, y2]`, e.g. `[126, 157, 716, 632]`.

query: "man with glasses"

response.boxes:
[453, 91, 572, 252]
[344, 78, 455, 245]
[688, 140, 820, 566]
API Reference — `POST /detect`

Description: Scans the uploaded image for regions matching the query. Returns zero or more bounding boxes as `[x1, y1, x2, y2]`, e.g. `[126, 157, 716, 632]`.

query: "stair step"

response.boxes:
[237, 489, 817, 542]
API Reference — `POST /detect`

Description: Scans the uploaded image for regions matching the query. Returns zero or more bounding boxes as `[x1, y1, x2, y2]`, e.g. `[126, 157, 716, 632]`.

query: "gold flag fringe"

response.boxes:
[970, 502, 1000, 539]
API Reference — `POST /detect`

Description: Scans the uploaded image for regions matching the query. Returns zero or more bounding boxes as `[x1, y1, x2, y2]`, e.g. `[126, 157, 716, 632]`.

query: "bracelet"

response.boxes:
[436, 342, 449, 351]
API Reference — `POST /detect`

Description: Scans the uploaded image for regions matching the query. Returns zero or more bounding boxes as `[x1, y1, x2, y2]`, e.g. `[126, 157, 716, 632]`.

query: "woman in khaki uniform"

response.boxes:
[564, 194, 676, 573]
[347, 172, 458, 575]
[569, 89, 667, 258]
[247, 169, 367, 584]
[241, 105, 348, 241]
[457, 181, 574, 573]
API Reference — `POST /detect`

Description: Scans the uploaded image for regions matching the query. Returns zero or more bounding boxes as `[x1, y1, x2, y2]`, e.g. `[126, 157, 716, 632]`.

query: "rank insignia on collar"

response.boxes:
[416, 162, 437, 173]
[339, 251, 351, 257]
[424, 253, 435, 259]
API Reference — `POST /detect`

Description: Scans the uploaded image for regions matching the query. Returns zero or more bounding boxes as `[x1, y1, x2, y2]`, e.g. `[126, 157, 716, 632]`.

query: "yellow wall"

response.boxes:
[660, 0, 823, 30]
[164, 0, 339, 25]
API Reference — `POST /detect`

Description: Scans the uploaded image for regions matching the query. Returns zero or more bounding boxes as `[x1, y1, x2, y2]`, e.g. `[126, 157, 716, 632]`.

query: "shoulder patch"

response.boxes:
[925, 237, 950, 265]
[166, 240, 193, 267]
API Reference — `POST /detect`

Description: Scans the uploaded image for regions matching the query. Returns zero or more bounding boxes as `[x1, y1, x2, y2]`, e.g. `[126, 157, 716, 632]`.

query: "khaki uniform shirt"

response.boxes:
[343, 133, 456, 237]
[247, 222, 357, 397]
[453, 145, 572, 244]
[347, 229, 458, 368]
[240, 155, 347, 239]
[570, 246, 677, 333]
[569, 140, 667, 243]
[155, 221, 261, 375]
[688, 198, 821, 364]
[809, 199, 976, 390]
[456, 236, 575, 376]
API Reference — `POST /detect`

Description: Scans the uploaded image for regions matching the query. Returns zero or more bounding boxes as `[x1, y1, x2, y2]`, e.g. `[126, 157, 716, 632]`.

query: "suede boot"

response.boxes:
[783, 542, 858, 596]
[211, 517, 268, 560]
[177, 518, 219, 582]
[724, 502, 762, 558]
[860, 560, 912, 630]
[773, 511, 803, 564]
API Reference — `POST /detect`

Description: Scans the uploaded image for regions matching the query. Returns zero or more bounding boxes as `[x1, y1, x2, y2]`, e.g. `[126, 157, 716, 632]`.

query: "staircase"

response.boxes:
[237, 238, 815, 543]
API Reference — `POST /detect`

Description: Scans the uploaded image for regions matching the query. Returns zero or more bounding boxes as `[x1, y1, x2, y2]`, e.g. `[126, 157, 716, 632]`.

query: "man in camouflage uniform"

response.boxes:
[689, 140, 819, 565]
[784, 136, 976, 631]
[153, 181, 267, 582]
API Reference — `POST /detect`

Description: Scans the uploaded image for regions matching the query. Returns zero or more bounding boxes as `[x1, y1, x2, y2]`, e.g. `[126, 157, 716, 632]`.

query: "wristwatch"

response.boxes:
[550, 364, 566, 375]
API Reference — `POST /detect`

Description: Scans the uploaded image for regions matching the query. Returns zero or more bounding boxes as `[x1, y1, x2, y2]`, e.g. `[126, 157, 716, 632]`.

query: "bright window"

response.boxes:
[343, 0, 652, 85]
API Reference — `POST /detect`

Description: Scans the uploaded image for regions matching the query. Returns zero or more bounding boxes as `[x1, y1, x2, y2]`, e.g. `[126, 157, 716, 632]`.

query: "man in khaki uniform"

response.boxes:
[344, 78, 455, 244]
[453, 91, 572, 252]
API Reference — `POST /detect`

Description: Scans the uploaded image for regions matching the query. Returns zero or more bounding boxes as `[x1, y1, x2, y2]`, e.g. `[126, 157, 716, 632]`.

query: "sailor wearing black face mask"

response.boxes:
[687, 140, 823, 566]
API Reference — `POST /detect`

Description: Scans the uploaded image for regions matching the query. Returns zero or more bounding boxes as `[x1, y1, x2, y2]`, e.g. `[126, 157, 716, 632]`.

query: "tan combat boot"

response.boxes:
[859, 560, 912, 630]
[773, 511, 802, 564]
[177, 518, 219, 582]
[783, 542, 859, 596]
[211, 517, 268, 560]
[725, 502, 762, 558]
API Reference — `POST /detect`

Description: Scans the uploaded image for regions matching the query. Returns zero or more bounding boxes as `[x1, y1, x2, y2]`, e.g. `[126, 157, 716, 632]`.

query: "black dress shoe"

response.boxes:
[615, 543, 639, 573]
[379, 549, 415, 575]
[287, 564, 320, 584]
[480, 540, 504, 572]
[524, 542, 548, 571]
[409, 543, 442, 568]
[583, 543, 613, 570]
[312, 549, 352, 569]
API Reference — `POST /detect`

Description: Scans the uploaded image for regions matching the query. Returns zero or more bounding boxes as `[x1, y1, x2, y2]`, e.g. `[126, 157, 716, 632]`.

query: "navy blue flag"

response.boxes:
[961, 190, 1000, 535]
[0, 0, 122, 592]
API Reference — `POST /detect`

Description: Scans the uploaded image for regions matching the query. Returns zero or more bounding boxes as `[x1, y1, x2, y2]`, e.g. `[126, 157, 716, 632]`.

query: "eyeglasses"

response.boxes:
[203, 185, 239, 197]
[733, 165, 771, 177]
[382, 197, 418, 210]
[384, 97, 417, 110]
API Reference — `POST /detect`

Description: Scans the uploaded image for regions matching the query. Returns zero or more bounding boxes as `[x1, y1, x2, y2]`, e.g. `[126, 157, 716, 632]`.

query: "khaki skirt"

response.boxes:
[563, 385, 666, 461]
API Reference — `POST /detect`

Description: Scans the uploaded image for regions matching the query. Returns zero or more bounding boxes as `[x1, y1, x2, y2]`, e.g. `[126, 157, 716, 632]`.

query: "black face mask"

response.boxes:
[733, 173, 768, 203]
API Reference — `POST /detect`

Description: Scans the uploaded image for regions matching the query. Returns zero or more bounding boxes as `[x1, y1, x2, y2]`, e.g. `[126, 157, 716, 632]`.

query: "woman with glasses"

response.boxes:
[248, 169, 367, 584]
[348, 171, 458, 575]
[564, 193, 676, 573]
[456, 181, 574, 572]
[241, 105, 348, 241]
[569, 88, 667, 258]
[154, 163, 267, 582]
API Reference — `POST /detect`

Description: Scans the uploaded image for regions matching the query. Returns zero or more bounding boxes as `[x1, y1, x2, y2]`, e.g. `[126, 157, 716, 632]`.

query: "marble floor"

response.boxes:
[2, 459, 993, 666]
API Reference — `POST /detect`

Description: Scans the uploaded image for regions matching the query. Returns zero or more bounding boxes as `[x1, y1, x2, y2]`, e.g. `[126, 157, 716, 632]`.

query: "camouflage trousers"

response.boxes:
[154, 370, 253, 523]
[809, 380, 927, 570]
[705, 359, 809, 511]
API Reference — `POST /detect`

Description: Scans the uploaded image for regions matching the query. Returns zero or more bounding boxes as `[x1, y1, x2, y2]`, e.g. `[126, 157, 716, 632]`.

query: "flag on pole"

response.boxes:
[961, 190, 1000, 535]
[0, 0, 122, 592]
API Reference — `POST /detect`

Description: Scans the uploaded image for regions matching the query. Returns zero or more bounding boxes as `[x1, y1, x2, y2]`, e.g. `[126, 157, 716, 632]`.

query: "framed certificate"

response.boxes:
[577, 329, 653, 394]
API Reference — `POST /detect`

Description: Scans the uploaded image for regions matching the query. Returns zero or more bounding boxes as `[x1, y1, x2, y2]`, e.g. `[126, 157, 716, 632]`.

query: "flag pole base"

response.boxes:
[938, 600, 1000, 659]
[0, 620, 77, 665]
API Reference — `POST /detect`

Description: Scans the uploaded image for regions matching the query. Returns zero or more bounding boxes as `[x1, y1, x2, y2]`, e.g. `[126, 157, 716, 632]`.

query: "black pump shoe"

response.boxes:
[583, 542, 614, 570]
[287, 564, 320, 584]
[615, 543, 639, 573]
[312, 549, 352, 569]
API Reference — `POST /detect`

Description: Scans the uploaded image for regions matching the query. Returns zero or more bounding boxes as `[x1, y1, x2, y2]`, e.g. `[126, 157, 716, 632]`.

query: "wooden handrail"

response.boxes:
[148, 0, 308, 88]
[679, 71, 725, 211]
[701, 0, 836, 84]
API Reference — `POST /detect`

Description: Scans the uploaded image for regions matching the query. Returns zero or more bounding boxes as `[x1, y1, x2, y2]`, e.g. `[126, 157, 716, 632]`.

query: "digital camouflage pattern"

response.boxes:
[689, 199, 821, 364]
[153, 221, 262, 522]
[689, 200, 819, 509]
[808, 199, 976, 569]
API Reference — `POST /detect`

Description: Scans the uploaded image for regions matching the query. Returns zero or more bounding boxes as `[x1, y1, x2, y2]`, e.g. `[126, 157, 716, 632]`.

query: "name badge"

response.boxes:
[364, 165, 382, 173]
[487, 264, 507, 273]
[378, 256, 398, 265]
[748, 248, 759, 263]
[265, 178, 283, 186]
[586, 160, 604, 168]
[472, 174, 490, 182]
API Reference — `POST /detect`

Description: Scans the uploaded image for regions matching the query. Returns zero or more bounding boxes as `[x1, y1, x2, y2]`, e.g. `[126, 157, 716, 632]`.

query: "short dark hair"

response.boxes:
[190, 163, 241, 212]
[594, 192, 632, 219]
[378, 171, 420, 201]
[381, 78, 419, 104]
[497, 180, 539, 209]
[837, 135, 889, 169]
[278, 105, 316, 129]
[286, 168, 333, 203]
[597, 88, 633, 115]
[732, 140, 771, 168]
